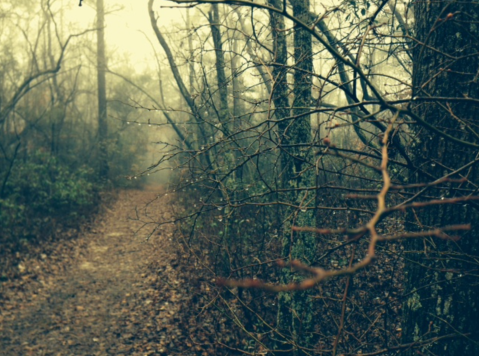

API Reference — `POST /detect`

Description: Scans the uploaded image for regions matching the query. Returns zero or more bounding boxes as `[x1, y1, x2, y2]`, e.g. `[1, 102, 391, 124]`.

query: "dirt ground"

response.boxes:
[0, 188, 204, 356]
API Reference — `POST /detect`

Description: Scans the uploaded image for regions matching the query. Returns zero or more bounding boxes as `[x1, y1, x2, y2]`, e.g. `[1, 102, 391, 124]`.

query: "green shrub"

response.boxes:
[0, 153, 99, 241]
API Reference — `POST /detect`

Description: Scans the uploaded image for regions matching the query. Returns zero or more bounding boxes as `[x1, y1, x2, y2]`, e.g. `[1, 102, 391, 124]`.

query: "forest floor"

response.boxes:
[0, 188, 220, 356]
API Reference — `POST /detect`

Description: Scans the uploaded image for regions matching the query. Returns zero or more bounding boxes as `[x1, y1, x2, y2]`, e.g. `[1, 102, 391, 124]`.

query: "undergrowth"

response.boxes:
[0, 153, 101, 280]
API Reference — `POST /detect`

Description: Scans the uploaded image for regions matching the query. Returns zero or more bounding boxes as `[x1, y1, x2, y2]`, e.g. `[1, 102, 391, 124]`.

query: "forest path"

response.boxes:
[0, 188, 184, 356]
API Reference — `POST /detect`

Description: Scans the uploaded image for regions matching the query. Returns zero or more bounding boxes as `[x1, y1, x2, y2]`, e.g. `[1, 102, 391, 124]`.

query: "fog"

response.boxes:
[2, 0, 479, 354]
[69, 1, 183, 69]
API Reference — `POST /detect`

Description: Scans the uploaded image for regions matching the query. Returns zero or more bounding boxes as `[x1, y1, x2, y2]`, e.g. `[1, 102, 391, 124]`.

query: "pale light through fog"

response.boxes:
[66, 0, 185, 68]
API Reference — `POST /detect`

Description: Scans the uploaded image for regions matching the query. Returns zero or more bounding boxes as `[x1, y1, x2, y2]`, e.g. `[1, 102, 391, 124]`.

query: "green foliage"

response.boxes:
[0, 153, 99, 241]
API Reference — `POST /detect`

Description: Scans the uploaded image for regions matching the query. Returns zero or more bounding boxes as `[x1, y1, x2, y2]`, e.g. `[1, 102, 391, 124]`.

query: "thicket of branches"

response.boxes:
[135, 0, 479, 354]
[2, 0, 478, 353]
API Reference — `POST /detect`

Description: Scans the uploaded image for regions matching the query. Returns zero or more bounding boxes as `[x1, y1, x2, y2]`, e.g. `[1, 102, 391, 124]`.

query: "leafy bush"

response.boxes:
[0, 153, 99, 241]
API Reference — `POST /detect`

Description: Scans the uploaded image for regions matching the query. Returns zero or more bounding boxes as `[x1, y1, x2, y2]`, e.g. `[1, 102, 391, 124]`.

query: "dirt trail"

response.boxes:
[0, 188, 181, 356]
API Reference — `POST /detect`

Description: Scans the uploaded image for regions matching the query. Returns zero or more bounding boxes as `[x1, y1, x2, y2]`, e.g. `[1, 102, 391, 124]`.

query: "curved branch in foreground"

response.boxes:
[216, 112, 473, 291]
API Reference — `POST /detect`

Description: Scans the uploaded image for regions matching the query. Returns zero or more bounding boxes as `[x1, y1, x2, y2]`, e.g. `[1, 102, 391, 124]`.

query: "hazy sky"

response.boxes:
[66, 0, 185, 67]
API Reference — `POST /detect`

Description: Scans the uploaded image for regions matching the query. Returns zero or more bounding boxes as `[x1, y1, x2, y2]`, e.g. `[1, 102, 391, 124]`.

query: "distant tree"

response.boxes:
[0, 0, 92, 192]
[96, 0, 109, 180]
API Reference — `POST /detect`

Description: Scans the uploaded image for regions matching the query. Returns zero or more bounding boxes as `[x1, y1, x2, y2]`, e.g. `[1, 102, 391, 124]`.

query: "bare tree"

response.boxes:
[96, 0, 109, 180]
[141, 0, 479, 354]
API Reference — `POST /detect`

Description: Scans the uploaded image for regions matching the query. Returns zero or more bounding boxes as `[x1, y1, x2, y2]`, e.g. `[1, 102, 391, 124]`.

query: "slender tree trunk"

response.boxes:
[403, 2, 479, 354]
[268, 0, 291, 283]
[236, 11, 272, 94]
[208, 4, 229, 127]
[148, 0, 214, 170]
[290, 0, 312, 177]
[270, 0, 315, 353]
[268, 0, 290, 171]
[231, 33, 242, 124]
[230, 23, 244, 181]
[96, 0, 109, 180]
[186, 9, 195, 94]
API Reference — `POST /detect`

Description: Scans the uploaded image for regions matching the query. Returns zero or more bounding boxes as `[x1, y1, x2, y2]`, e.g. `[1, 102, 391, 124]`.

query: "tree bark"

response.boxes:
[272, 0, 315, 353]
[403, 2, 479, 354]
[208, 4, 230, 127]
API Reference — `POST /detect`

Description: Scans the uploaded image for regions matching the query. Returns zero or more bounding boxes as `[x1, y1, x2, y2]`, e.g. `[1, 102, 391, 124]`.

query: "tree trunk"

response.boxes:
[271, 0, 315, 353]
[209, 4, 229, 127]
[96, 0, 109, 180]
[403, 2, 479, 354]
[186, 8, 195, 94]
[148, 0, 214, 171]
